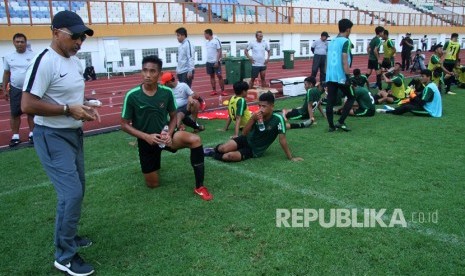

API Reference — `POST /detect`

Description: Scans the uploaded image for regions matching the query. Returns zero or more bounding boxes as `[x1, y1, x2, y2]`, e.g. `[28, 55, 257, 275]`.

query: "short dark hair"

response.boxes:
[383, 29, 389, 36]
[233, 81, 249, 95]
[421, 69, 432, 78]
[395, 62, 402, 67]
[175, 27, 187, 37]
[204, 29, 213, 36]
[259, 91, 274, 104]
[304, 76, 316, 86]
[451, 33, 459, 39]
[142, 55, 163, 70]
[338, 19, 353, 33]
[353, 68, 361, 76]
[375, 26, 385, 35]
[13, 33, 26, 41]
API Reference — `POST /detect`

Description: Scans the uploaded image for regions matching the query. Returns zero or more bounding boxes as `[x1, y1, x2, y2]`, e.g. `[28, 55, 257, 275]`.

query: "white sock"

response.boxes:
[29, 132, 33, 137]
[12, 134, 19, 139]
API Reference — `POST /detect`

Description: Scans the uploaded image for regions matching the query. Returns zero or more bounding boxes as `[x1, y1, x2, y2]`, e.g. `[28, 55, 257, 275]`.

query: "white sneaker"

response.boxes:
[447, 91, 456, 95]
[383, 105, 395, 111]
[376, 109, 387, 113]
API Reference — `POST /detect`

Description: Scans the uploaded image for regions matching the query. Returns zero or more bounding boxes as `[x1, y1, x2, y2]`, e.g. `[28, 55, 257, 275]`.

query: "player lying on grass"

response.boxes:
[121, 55, 212, 201]
[279, 76, 326, 128]
[204, 92, 303, 162]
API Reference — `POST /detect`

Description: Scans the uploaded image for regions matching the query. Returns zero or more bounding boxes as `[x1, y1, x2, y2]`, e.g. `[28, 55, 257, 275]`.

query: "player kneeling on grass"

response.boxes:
[280, 76, 326, 129]
[121, 55, 212, 201]
[377, 69, 442, 118]
[221, 80, 252, 138]
[335, 79, 376, 117]
[205, 92, 303, 162]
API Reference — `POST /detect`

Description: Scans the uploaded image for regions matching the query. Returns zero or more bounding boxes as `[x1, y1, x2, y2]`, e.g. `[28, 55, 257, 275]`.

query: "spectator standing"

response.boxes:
[2, 33, 36, 147]
[175, 27, 195, 88]
[204, 29, 226, 96]
[311, 31, 330, 83]
[245, 31, 271, 88]
[400, 33, 414, 71]
[421, 35, 428, 52]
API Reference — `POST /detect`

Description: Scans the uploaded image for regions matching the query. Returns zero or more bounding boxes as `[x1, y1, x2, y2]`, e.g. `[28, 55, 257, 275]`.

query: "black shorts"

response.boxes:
[9, 86, 23, 117]
[232, 135, 254, 160]
[354, 108, 375, 117]
[176, 104, 190, 116]
[368, 60, 380, 70]
[206, 62, 222, 75]
[137, 137, 177, 174]
[381, 58, 393, 69]
[251, 66, 266, 78]
[285, 108, 308, 120]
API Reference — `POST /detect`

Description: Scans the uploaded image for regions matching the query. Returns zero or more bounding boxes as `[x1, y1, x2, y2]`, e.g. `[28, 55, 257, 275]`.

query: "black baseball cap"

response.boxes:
[321, 31, 330, 37]
[52, 11, 94, 36]
[406, 33, 411, 36]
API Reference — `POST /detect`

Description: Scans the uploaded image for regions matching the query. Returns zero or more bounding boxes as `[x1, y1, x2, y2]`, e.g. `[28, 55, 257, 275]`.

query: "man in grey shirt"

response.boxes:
[311, 31, 329, 83]
[175, 27, 195, 88]
[245, 31, 270, 88]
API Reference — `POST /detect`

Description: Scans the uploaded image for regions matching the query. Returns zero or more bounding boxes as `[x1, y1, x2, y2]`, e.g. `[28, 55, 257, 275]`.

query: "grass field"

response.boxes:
[1, 86, 465, 275]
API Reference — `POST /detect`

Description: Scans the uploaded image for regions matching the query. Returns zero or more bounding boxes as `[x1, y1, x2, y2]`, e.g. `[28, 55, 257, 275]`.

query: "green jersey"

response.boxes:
[350, 75, 369, 87]
[121, 84, 176, 134]
[369, 36, 382, 60]
[301, 87, 323, 115]
[354, 87, 375, 111]
[247, 113, 286, 157]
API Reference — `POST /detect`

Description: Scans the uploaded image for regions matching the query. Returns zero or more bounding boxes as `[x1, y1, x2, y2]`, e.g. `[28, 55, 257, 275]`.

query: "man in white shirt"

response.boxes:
[175, 27, 195, 88]
[161, 72, 205, 132]
[204, 29, 227, 96]
[2, 33, 36, 147]
[245, 31, 271, 88]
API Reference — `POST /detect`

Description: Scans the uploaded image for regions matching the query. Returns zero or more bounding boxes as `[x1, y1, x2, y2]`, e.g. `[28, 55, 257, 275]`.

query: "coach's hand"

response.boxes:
[69, 104, 97, 122]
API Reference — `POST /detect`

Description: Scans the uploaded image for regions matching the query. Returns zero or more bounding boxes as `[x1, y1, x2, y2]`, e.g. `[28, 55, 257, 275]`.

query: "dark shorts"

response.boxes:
[286, 108, 309, 120]
[177, 71, 195, 87]
[251, 66, 266, 78]
[232, 135, 254, 160]
[206, 62, 222, 75]
[381, 58, 394, 69]
[137, 137, 177, 174]
[387, 94, 400, 103]
[9, 86, 23, 117]
[176, 104, 190, 116]
[368, 59, 380, 70]
[354, 108, 375, 117]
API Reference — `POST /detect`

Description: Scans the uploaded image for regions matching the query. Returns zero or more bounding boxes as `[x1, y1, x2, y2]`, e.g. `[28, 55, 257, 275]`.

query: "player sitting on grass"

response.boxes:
[160, 71, 205, 133]
[335, 79, 376, 117]
[453, 59, 465, 89]
[376, 69, 442, 118]
[221, 81, 252, 138]
[373, 62, 405, 104]
[280, 76, 326, 128]
[205, 92, 303, 162]
[121, 55, 212, 201]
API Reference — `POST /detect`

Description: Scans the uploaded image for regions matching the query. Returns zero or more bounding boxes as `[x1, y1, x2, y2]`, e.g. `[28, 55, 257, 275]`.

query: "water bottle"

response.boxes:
[218, 95, 223, 106]
[91, 89, 96, 95]
[257, 118, 265, 131]
[159, 125, 169, 148]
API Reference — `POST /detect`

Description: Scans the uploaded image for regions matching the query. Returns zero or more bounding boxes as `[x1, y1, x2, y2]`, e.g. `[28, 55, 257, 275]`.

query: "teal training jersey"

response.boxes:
[354, 87, 375, 111]
[247, 113, 286, 157]
[369, 36, 382, 60]
[121, 84, 176, 134]
[422, 82, 442, 118]
[326, 35, 351, 83]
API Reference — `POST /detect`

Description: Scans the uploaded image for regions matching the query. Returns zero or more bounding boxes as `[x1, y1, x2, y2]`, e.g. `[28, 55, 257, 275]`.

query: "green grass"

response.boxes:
[1, 86, 465, 275]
